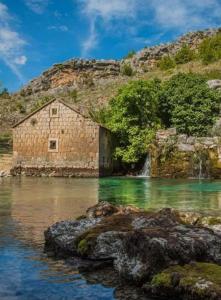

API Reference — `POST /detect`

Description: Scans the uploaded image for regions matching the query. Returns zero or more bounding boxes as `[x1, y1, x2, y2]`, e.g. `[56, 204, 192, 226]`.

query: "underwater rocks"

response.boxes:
[44, 202, 221, 300]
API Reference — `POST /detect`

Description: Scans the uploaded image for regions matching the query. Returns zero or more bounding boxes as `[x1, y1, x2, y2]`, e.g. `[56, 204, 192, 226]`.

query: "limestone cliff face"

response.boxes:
[19, 28, 221, 97]
[130, 28, 221, 72]
[20, 59, 121, 96]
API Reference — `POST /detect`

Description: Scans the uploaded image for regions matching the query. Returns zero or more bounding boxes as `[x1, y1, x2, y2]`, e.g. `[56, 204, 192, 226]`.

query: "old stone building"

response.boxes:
[12, 99, 113, 177]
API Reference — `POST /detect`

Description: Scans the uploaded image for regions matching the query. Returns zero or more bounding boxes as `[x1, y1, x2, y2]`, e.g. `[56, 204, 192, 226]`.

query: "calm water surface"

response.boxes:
[1, 176, 221, 299]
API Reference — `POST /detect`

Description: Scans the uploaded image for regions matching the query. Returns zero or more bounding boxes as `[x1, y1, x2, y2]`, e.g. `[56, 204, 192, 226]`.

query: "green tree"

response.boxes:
[174, 44, 195, 64]
[199, 33, 221, 64]
[105, 80, 161, 163]
[158, 55, 176, 70]
[159, 73, 221, 136]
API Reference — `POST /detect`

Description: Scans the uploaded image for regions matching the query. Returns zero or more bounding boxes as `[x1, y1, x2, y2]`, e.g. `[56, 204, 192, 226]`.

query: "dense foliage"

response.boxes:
[104, 80, 161, 163]
[102, 73, 221, 164]
[159, 73, 221, 136]
[199, 33, 221, 64]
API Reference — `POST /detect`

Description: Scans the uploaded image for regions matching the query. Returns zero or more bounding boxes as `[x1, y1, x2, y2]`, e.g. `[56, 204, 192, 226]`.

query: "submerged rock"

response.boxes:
[44, 202, 221, 299]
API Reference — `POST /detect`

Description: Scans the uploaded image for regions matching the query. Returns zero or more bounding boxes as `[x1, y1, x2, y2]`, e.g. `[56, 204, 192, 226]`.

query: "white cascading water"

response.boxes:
[138, 155, 151, 177]
[198, 158, 203, 179]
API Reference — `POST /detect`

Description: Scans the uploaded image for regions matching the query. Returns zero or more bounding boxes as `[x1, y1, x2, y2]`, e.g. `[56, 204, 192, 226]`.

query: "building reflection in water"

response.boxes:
[2, 176, 221, 248]
[10, 177, 98, 246]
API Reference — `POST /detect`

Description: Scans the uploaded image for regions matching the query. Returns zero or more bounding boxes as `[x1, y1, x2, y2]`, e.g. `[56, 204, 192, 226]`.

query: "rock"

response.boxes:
[148, 263, 221, 300]
[45, 203, 221, 284]
[151, 131, 221, 179]
[86, 201, 119, 218]
[207, 80, 221, 90]
[44, 218, 101, 256]
[177, 143, 194, 152]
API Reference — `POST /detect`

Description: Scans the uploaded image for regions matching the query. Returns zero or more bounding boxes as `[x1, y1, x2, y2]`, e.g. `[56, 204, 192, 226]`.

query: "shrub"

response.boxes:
[124, 50, 136, 59]
[199, 33, 221, 64]
[104, 79, 162, 163]
[31, 96, 53, 111]
[158, 55, 176, 70]
[68, 89, 79, 103]
[159, 73, 221, 136]
[174, 44, 195, 64]
[121, 63, 134, 76]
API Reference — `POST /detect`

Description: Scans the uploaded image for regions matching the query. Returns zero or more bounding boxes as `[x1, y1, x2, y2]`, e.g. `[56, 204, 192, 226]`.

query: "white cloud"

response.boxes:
[82, 0, 136, 21]
[0, 3, 27, 82]
[0, 2, 10, 22]
[149, 0, 221, 30]
[78, 0, 221, 57]
[24, 0, 49, 14]
[14, 55, 27, 65]
[81, 17, 98, 57]
[79, 0, 137, 57]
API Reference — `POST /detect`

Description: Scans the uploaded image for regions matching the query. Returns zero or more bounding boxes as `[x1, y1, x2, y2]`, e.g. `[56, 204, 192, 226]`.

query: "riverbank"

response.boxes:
[45, 202, 221, 300]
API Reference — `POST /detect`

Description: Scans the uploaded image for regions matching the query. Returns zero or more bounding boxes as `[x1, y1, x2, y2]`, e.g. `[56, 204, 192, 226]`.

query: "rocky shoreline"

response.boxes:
[44, 202, 221, 300]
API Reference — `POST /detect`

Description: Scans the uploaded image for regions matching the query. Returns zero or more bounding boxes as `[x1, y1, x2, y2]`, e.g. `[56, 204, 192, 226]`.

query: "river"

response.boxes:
[1, 177, 221, 299]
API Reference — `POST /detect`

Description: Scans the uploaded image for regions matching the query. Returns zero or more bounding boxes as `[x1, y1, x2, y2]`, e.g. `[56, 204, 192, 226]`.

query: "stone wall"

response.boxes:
[99, 127, 113, 176]
[0, 154, 13, 177]
[150, 128, 221, 179]
[12, 100, 112, 177]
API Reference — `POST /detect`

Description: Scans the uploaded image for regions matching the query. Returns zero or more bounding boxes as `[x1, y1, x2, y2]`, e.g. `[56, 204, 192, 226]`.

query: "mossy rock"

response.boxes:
[150, 263, 221, 299]
[76, 214, 134, 257]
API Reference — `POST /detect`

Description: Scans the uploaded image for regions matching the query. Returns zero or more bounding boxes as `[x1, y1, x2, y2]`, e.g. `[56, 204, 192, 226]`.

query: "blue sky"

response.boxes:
[0, 0, 221, 92]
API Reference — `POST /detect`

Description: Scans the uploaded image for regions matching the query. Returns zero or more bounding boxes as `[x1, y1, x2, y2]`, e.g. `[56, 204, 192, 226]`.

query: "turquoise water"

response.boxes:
[1, 177, 221, 299]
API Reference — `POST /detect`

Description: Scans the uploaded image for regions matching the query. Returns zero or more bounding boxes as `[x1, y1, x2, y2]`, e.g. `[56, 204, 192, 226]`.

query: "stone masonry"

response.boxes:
[12, 99, 113, 177]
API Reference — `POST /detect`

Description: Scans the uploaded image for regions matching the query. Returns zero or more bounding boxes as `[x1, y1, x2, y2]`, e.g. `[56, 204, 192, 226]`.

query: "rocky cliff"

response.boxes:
[20, 27, 221, 97]
[1, 27, 221, 136]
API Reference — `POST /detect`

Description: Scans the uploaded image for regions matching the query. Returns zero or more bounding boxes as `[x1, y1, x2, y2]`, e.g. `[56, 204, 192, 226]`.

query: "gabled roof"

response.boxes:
[12, 98, 109, 130]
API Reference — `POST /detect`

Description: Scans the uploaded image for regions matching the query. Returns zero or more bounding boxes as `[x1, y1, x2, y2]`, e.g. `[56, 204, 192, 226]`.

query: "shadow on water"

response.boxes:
[1, 176, 221, 299]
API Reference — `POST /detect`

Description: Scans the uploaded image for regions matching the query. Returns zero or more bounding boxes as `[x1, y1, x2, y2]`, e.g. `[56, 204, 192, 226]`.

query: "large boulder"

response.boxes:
[44, 202, 221, 284]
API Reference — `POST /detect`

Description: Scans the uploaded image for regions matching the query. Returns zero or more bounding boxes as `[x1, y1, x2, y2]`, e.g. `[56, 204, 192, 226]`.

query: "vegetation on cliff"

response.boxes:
[99, 73, 221, 164]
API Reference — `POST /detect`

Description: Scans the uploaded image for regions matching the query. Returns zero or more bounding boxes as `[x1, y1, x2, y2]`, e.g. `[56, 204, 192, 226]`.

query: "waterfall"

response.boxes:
[198, 158, 203, 179]
[138, 155, 150, 177]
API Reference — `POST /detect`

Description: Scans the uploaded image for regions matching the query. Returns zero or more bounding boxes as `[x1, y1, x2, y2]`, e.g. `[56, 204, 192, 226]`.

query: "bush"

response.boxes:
[158, 55, 176, 70]
[159, 73, 221, 136]
[68, 89, 79, 103]
[174, 44, 195, 64]
[121, 63, 134, 76]
[199, 33, 221, 64]
[124, 50, 136, 59]
[104, 80, 161, 163]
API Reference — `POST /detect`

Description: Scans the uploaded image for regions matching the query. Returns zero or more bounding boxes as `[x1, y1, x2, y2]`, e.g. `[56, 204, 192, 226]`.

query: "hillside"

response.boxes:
[1, 27, 221, 139]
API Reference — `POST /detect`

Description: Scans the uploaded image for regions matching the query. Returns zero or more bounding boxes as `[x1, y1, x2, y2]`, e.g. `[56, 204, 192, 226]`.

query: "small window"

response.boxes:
[48, 138, 58, 152]
[50, 106, 59, 118]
